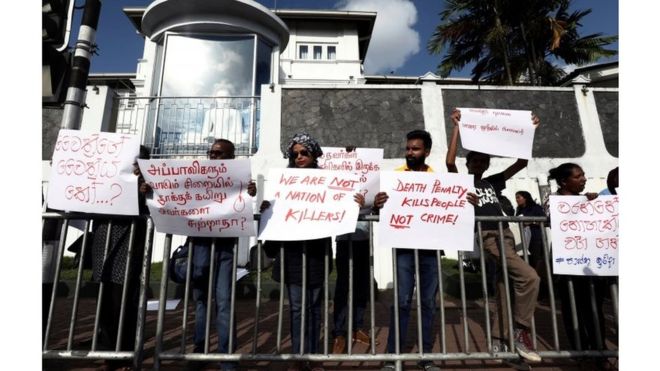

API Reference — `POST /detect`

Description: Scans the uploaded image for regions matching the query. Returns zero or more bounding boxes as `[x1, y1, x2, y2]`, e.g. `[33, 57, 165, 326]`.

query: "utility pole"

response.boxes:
[60, 0, 102, 130]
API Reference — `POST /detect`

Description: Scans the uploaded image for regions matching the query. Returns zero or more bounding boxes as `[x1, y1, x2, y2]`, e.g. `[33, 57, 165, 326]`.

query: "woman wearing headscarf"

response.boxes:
[261, 132, 363, 371]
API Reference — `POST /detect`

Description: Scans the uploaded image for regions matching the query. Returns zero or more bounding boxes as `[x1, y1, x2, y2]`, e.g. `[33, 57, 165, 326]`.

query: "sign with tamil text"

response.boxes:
[378, 171, 475, 251]
[549, 195, 619, 276]
[258, 168, 361, 241]
[138, 159, 256, 237]
[457, 107, 536, 159]
[47, 130, 141, 215]
[319, 147, 383, 209]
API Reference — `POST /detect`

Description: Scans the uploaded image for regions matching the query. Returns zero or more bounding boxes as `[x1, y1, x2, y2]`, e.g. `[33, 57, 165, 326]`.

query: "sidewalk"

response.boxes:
[44, 290, 618, 370]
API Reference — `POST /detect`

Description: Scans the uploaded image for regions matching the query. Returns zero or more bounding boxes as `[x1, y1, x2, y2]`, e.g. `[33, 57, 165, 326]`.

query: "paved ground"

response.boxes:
[44, 290, 618, 370]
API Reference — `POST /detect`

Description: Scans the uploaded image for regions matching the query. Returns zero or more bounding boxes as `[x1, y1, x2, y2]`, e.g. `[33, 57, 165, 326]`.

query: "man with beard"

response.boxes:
[373, 129, 444, 371]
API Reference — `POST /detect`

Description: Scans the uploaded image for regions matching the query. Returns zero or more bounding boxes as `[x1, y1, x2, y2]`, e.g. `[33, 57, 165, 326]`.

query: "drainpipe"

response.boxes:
[61, 0, 102, 130]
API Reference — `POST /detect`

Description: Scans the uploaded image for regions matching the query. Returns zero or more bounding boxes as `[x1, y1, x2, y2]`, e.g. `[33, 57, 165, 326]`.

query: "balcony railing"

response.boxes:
[113, 96, 261, 157]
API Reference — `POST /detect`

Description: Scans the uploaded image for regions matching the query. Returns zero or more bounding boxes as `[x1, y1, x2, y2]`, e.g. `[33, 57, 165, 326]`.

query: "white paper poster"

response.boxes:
[139, 159, 256, 237]
[457, 107, 536, 159]
[47, 130, 141, 215]
[549, 195, 619, 276]
[319, 147, 383, 209]
[378, 171, 475, 251]
[258, 168, 361, 241]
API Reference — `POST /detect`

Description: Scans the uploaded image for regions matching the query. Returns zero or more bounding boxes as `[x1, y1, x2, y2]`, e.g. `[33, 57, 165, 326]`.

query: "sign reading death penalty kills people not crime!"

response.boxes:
[378, 171, 475, 251]
[138, 159, 256, 237]
[47, 130, 141, 215]
[457, 107, 536, 159]
[258, 169, 361, 241]
[549, 195, 619, 276]
[319, 147, 383, 209]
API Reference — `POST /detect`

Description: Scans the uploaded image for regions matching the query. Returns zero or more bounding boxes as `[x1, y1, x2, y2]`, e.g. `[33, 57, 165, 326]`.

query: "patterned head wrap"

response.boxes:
[286, 131, 323, 159]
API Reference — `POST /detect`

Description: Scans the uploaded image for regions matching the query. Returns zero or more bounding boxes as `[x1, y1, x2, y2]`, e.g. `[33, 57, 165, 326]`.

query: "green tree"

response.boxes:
[428, 0, 617, 85]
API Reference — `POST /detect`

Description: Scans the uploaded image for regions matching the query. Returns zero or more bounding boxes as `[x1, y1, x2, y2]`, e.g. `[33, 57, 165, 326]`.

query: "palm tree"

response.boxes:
[427, 0, 617, 85]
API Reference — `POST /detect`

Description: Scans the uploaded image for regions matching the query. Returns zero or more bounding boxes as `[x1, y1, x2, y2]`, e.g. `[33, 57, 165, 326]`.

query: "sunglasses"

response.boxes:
[291, 149, 311, 157]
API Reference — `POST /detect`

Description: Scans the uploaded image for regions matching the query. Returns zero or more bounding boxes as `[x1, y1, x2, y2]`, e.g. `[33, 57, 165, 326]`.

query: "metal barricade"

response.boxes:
[42, 212, 154, 370]
[150, 214, 618, 370]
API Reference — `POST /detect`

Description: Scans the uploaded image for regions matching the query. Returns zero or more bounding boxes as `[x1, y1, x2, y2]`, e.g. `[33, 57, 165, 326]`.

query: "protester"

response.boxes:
[447, 109, 542, 364]
[186, 139, 256, 371]
[599, 167, 618, 195]
[332, 146, 374, 354]
[261, 132, 363, 371]
[544, 163, 607, 354]
[515, 190, 549, 299]
[373, 129, 443, 371]
[90, 145, 152, 371]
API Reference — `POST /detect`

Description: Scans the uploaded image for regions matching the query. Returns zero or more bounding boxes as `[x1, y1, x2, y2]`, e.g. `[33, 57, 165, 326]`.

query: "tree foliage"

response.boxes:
[427, 0, 618, 85]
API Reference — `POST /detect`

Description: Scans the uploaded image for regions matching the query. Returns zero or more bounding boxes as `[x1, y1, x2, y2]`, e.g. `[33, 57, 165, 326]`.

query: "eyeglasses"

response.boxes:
[291, 149, 311, 157]
[207, 150, 223, 157]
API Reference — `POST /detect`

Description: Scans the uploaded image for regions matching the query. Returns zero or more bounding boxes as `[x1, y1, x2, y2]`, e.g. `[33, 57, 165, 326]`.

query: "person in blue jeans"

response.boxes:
[261, 132, 364, 371]
[373, 130, 443, 371]
[188, 138, 256, 371]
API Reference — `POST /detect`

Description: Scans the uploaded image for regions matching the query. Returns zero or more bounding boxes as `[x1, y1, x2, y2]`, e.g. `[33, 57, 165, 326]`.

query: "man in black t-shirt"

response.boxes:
[446, 109, 542, 364]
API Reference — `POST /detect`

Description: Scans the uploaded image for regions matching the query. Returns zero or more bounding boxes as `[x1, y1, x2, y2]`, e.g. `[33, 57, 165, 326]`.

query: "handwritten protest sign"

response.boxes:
[549, 195, 619, 276]
[457, 107, 536, 159]
[378, 171, 475, 251]
[47, 130, 140, 215]
[138, 159, 256, 237]
[319, 147, 383, 209]
[258, 169, 360, 241]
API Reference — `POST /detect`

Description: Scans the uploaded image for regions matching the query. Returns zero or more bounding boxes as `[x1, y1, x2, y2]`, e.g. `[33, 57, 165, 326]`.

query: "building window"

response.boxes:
[327, 45, 336, 60]
[313, 45, 322, 60]
[299, 45, 308, 59]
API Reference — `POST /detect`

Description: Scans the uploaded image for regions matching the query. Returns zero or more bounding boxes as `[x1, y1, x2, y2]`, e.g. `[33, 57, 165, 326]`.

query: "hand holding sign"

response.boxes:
[456, 108, 538, 159]
[378, 171, 475, 251]
[318, 147, 383, 210]
[138, 159, 256, 237]
[549, 195, 619, 276]
[258, 169, 361, 241]
[47, 130, 141, 215]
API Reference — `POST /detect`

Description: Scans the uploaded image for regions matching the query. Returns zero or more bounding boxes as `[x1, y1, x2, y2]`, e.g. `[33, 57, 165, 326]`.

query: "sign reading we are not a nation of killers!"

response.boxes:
[379, 171, 475, 251]
[138, 159, 256, 237]
[319, 147, 383, 209]
[549, 195, 619, 276]
[258, 169, 361, 241]
[457, 107, 537, 160]
[47, 130, 141, 215]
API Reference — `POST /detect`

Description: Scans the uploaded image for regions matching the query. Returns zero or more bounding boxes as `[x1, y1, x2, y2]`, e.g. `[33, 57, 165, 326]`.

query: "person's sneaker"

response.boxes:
[514, 328, 541, 363]
[353, 329, 377, 345]
[332, 335, 346, 354]
[380, 362, 396, 371]
[417, 360, 442, 371]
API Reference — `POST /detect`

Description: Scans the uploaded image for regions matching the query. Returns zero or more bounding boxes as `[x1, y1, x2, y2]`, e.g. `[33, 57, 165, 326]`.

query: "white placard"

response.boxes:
[457, 107, 536, 159]
[319, 147, 383, 209]
[258, 168, 360, 241]
[378, 171, 475, 251]
[549, 196, 619, 276]
[139, 159, 256, 237]
[47, 130, 141, 215]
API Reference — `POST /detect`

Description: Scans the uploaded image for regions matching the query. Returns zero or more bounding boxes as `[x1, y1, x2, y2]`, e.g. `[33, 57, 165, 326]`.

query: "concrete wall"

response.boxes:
[251, 83, 619, 288]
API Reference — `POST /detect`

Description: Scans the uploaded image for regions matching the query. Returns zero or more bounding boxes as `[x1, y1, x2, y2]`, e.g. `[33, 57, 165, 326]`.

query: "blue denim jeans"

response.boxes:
[333, 239, 370, 337]
[191, 239, 236, 369]
[287, 284, 322, 354]
[386, 249, 439, 353]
